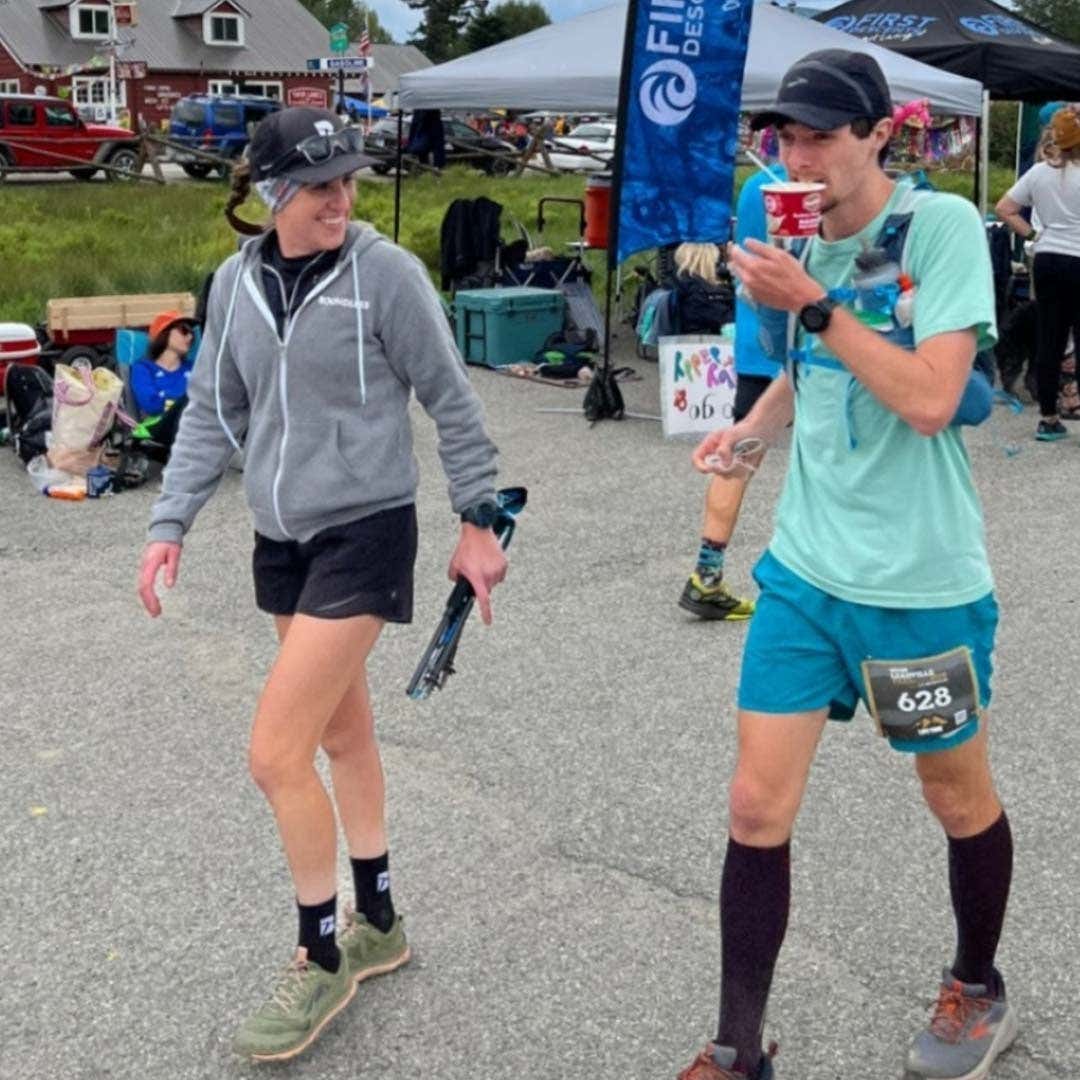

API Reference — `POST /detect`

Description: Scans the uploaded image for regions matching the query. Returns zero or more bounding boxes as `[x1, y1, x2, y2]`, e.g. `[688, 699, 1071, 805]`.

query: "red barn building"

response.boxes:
[0, 0, 344, 127]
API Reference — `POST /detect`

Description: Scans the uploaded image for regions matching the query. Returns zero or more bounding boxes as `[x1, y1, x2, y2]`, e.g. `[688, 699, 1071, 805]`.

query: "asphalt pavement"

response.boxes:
[2, 337, 1076, 1080]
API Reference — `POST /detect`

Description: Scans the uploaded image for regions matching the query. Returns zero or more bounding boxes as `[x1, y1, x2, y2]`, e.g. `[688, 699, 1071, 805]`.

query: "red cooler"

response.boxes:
[0, 322, 41, 395]
[584, 172, 612, 249]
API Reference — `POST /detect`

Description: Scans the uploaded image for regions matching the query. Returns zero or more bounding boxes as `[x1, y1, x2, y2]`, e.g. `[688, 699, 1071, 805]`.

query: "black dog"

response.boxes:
[995, 299, 1038, 400]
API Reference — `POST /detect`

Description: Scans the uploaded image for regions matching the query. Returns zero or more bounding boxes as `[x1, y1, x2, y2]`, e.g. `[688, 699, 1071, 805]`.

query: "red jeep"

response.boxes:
[0, 94, 142, 181]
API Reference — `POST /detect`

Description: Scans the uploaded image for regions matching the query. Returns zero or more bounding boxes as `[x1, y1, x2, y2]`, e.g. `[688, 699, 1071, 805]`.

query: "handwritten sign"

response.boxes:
[659, 335, 737, 439]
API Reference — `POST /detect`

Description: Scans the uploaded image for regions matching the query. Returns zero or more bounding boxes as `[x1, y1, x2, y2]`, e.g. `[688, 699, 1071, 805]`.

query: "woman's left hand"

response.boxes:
[448, 524, 508, 625]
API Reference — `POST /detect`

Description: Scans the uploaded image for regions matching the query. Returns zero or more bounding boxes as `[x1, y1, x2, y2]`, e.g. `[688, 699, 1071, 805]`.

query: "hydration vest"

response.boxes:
[784, 176, 993, 448]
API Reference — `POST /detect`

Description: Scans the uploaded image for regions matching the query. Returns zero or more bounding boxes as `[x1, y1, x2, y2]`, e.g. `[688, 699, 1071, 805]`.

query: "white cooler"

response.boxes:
[0, 322, 42, 395]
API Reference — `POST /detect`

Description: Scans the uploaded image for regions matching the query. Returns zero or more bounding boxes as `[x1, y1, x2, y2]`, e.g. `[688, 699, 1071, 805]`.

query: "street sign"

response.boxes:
[305, 56, 371, 72]
[330, 22, 349, 54]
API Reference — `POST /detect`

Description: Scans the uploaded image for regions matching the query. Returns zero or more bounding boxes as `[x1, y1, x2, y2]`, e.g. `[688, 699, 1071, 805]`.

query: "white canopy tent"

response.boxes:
[399, 1, 984, 115]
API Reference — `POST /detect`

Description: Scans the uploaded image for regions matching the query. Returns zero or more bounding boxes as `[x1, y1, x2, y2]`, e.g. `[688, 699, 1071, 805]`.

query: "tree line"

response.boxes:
[298, 0, 551, 62]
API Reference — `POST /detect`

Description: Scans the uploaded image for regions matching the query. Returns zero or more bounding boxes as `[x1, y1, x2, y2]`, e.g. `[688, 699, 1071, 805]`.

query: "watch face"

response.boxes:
[801, 302, 830, 333]
[465, 502, 498, 528]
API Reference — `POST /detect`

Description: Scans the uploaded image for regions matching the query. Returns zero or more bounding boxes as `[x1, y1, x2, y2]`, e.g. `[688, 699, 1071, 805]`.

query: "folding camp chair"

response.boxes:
[440, 198, 532, 296]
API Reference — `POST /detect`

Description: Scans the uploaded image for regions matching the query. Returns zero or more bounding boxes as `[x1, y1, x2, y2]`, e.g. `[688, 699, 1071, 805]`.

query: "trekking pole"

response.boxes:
[406, 487, 527, 700]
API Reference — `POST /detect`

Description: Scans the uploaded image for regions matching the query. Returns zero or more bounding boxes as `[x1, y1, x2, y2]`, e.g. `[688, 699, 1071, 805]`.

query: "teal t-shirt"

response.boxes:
[769, 184, 998, 609]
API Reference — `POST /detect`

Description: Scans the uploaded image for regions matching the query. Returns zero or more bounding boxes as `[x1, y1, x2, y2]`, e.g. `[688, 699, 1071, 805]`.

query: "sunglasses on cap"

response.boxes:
[267, 127, 366, 174]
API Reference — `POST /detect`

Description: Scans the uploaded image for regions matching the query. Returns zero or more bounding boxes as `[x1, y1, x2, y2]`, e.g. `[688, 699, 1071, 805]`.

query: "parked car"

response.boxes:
[365, 116, 517, 175]
[168, 94, 282, 179]
[0, 94, 142, 181]
[545, 121, 616, 172]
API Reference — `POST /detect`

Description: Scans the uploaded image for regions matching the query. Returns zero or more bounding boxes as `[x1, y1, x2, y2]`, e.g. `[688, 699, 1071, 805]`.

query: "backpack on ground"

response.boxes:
[5, 365, 53, 465]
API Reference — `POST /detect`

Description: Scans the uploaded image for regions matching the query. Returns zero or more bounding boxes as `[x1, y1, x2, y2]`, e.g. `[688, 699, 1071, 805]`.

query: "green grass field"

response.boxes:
[0, 163, 1018, 326]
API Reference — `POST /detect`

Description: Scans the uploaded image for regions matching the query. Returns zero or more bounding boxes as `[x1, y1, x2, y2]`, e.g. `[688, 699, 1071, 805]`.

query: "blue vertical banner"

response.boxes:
[610, 0, 755, 268]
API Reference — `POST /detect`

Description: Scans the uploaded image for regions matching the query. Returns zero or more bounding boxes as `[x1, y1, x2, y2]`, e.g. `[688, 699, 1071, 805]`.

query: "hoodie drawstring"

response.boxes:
[215, 263, 245, 452]
[352, 252, 367, 405]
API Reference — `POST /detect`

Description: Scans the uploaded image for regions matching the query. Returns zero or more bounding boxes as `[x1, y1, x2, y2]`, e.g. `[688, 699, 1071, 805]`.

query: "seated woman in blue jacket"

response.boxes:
[130, 309, 196, 447]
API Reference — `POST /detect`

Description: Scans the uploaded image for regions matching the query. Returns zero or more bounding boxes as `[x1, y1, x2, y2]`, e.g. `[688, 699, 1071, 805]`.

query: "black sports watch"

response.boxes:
[798, 296, 838, 334]
[460, 499, 499, 529]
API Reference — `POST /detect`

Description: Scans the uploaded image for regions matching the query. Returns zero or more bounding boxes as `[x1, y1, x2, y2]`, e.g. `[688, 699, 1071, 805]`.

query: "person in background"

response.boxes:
[996, 105, 1080, 441]
[677, 166, 785, 621]
[130, 310, 196, 449]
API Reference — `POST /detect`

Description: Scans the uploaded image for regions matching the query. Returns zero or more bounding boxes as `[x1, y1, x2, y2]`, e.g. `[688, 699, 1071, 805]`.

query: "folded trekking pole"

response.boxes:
[406, 486, 527, 700]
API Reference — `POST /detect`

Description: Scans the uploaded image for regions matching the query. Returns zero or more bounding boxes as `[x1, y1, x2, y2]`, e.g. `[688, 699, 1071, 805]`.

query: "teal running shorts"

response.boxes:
[737, 550, 998, 754]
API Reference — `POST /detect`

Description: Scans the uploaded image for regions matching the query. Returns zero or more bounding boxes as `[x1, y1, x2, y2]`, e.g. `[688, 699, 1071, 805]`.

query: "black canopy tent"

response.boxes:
[814, 0, 1080, 211]
[816, 0, 1080, 101]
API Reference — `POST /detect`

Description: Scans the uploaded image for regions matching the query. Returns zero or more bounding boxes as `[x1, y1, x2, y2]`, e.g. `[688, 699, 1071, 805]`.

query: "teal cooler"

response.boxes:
[453, 287, 565, 367]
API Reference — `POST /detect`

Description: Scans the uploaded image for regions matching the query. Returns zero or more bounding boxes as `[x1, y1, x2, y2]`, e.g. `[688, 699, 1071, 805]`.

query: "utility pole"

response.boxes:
[108, 0, 118, 124]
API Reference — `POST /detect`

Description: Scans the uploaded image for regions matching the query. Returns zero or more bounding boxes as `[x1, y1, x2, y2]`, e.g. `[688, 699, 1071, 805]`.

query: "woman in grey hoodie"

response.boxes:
[137, 108, 506, 1061]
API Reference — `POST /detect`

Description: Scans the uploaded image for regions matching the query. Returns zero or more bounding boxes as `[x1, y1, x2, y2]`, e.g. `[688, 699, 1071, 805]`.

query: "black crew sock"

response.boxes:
[948, 811, 1012, 993]
[297, 895, 341, 973]
[716, 837, 791, 1075]
[351, 852, 395, 933]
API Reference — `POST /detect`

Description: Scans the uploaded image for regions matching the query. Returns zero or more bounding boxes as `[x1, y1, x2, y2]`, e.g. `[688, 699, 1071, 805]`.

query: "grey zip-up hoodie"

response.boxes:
[148, 224, 498, 544]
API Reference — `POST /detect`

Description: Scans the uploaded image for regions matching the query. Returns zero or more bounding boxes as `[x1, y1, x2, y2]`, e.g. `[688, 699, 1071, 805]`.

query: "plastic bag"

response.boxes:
[26, 454, 74, 493]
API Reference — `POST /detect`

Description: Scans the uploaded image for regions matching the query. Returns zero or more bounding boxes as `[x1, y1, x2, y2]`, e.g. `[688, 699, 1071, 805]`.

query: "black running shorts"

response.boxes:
[733, 374, 773, 423]
[253, 505, 418, 622]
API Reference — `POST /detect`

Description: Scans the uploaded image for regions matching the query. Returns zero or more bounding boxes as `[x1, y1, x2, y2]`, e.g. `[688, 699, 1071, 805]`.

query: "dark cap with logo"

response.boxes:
[751, 49, 892, 132]
[248, 106, 375, 184]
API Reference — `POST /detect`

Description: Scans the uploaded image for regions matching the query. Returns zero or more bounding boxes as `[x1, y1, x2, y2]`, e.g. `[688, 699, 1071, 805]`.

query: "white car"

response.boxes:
[545, 121, 616, 172]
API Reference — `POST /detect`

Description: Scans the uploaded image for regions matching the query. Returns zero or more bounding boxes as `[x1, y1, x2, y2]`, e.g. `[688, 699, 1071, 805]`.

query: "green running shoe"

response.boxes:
[679, 572, 755, 621]
[339, 905, 411, 985]
[232, 947, 356, 1062]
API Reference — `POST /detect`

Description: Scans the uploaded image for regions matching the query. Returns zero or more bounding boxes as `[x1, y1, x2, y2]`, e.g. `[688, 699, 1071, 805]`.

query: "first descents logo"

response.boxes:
[640, 59, 696, 125]
[637, 0, 734, 126]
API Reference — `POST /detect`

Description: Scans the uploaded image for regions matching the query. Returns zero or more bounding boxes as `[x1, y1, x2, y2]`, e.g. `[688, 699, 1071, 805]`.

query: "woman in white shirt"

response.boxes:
[996, 106, 1080, 441]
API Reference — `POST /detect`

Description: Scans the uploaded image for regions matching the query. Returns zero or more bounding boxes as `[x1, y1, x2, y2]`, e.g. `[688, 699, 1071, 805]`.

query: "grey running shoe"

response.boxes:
[904, 969, 1018, 1079]
[232, 947, 356, 1062]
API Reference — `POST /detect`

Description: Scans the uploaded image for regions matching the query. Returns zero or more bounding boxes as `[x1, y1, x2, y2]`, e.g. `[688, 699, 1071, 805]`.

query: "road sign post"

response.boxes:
[305, 56, 373, 116]
[329, 21, 349, 110]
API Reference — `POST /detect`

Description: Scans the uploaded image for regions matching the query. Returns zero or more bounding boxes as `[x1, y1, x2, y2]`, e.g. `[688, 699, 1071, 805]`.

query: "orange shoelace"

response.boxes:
[929, 983, 991, 1044]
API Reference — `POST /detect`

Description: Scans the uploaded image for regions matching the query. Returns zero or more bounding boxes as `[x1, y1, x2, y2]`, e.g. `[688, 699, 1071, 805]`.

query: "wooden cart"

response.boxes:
[44, 291, 197, 368]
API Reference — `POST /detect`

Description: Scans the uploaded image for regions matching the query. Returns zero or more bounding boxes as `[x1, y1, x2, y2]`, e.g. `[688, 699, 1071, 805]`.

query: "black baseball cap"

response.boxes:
[751, 49, 892, 132]
[249, 107, 376, 184]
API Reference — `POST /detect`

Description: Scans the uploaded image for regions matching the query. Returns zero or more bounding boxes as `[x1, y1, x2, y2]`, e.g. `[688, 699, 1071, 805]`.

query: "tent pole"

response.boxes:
[393, 109, 404, 244]
[972, 107, 981, 208]
[979, 90, 991, 219]
[602, 264, 614, 375]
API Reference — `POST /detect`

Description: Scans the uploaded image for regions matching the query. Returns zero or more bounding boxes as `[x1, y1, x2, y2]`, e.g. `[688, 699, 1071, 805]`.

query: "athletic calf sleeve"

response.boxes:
[948, 811, 1012, 991]
[717, 836, 791, 1073]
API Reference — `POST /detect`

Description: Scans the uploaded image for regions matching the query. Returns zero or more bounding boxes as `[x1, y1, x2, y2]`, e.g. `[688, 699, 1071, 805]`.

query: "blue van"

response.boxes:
[168, 94, 282, 178]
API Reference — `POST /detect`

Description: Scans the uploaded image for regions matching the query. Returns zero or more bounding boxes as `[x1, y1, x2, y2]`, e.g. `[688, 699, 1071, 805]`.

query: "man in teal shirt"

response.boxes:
[679, 51, 1015, 1080]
